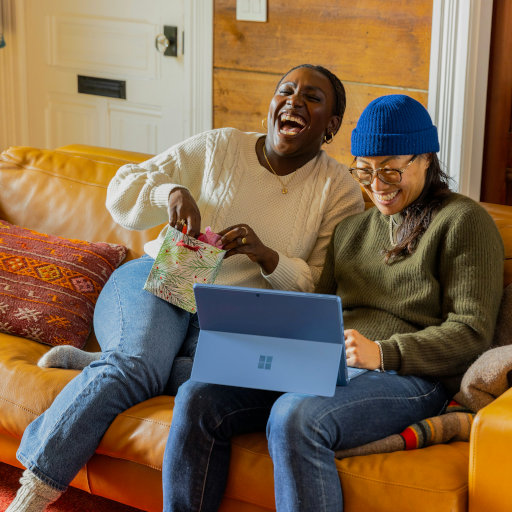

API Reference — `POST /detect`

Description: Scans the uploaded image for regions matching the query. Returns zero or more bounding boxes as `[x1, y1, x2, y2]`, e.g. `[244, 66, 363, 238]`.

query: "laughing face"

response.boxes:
[356, 155, 429, 215]
[266, 67, 340, 161]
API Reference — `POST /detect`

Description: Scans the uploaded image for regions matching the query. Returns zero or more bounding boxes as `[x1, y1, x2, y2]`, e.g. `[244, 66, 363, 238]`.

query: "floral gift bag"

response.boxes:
[144, 226, 226, 313]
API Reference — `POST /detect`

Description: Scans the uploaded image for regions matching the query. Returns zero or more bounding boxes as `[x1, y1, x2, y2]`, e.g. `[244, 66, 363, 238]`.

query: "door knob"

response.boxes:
[155, 26, 178, 57]
[155, 34, 169, 53]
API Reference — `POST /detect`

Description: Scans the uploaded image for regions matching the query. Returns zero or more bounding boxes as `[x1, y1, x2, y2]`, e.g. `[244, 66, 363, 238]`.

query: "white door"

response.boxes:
[24, 0, 185, 154]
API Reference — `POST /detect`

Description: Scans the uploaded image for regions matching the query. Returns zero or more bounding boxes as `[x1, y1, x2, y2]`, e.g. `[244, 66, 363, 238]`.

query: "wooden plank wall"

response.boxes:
[213, 0, 433, 165]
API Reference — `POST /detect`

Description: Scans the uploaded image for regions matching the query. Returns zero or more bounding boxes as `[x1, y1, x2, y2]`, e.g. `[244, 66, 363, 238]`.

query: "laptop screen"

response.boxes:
[193, 284, 343, 344]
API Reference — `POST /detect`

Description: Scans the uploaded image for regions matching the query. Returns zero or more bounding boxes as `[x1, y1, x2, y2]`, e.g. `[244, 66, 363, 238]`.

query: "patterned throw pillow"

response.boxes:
[0, 220, 127, 348]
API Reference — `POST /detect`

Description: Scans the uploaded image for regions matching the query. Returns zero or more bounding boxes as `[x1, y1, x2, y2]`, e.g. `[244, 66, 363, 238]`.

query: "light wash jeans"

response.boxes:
[17, 255, 199, 490]
[162, 372, 449, 512]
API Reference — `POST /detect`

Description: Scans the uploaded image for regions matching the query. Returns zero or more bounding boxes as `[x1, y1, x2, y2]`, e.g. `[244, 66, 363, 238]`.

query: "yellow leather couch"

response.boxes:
[0, 145, 510, 512]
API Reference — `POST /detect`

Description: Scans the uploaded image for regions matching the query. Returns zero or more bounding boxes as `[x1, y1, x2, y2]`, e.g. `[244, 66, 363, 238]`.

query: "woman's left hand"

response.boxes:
[344, 329, 381, 370]
[218, 224, 279, 275]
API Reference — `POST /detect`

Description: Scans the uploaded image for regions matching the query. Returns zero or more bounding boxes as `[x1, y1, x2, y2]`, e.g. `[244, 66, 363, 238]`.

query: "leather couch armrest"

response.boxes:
[469, 387, 512, 512]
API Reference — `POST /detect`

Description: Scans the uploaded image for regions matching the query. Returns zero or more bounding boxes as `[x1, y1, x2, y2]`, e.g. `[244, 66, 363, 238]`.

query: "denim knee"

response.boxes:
[174, 381, 261, 439]
[94, 351, 165, 398]
[267, 394, 324, 451]
[174, 380, 215, 420]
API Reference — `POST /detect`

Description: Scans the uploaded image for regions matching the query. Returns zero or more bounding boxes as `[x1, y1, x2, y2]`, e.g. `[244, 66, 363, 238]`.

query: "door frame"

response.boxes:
[0, 0, 29, 147]
[428, 0, 494, 200]
[184, 0, 213, 138]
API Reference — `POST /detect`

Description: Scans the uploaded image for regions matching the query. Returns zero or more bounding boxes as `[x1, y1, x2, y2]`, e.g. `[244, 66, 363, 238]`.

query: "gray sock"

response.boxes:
[6, 469, 63, 512]
[37, 346, 101, 370]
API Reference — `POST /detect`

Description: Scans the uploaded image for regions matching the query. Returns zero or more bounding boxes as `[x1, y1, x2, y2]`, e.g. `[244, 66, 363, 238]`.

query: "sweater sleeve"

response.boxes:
[262, 169, 364, 292]
[379, 202, 504, 379]
[105, 131, 211, 230]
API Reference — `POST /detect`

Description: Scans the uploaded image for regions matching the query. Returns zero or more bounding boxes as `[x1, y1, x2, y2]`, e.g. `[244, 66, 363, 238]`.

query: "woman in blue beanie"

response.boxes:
[161, 94, 504, 511]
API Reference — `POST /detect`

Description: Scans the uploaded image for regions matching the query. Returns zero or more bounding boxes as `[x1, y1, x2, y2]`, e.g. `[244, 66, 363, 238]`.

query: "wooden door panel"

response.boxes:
[47, 15, 159, 79]
[46, 93, 105, 148]
[109, 104, 162, 155]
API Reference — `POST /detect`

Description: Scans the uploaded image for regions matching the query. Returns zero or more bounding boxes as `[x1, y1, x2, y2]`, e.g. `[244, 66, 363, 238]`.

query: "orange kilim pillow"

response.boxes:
[0, 219, 127, 348]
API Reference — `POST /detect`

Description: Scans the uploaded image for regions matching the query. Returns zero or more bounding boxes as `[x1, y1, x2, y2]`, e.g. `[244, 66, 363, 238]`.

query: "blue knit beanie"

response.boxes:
[351, 94, 439, 156]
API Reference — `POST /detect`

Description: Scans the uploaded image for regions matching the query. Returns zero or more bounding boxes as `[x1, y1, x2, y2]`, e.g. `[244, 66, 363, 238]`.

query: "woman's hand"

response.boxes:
[344, 329, 381, 370]
[218, 224, 279, 275]
[168, 187, 201, 238]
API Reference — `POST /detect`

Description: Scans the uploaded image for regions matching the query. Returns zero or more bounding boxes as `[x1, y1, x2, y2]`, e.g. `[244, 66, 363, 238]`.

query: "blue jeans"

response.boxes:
[162, 372, 449, 512]
[17, 255, 199, 490]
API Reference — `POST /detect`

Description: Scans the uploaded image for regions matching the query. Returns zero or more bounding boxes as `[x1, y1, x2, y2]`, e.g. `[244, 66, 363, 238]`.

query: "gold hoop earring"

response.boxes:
[323, 132, 334, 144]
[261, 118, 267, 130]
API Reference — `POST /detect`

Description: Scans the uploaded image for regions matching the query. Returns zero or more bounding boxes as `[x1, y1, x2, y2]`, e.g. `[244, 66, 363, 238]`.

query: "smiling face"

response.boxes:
[266, 67, 340, 161]
[356, 154, 429, 215]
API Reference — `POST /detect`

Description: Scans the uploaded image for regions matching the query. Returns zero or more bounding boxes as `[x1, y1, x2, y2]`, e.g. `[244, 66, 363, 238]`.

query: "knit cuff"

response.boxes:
[150, 183, 187, 208]
[378, 341, 401, 372]
[262, 252, 304, 291]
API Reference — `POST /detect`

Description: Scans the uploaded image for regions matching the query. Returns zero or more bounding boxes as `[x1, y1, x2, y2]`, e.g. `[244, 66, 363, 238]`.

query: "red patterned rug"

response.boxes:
[0, 462, 144, 512]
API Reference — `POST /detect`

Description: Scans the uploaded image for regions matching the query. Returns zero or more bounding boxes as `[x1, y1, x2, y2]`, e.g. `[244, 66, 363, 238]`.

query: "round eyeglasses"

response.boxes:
[349, 155, 418, 185]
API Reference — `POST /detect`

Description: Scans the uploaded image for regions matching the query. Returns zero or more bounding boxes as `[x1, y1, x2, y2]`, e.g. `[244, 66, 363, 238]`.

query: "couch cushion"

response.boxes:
[493, 283, 512, 347]
[223, 435, 469, 512]
[0, 219, 126, 348]
[481, 202, 512, 286]
[0, 334, 77, 439]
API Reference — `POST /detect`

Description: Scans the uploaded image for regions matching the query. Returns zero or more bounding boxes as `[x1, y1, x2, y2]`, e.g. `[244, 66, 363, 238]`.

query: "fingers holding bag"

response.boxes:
[168, 187, 201, 237]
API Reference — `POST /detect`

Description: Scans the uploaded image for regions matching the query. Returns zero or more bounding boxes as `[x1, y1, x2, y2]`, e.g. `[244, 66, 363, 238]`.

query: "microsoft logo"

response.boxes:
[258, 355, 273, 370]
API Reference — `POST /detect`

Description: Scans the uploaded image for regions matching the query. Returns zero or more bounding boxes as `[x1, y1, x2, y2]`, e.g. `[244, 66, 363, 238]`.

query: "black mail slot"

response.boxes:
[77, 75, 126, 99]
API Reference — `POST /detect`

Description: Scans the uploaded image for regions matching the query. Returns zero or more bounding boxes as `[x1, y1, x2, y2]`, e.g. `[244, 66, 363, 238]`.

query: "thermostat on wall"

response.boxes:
[236, 0, 267, 22]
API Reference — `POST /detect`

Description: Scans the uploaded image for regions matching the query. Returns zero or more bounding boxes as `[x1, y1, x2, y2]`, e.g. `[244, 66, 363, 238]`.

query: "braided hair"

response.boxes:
[276, 64, 346, 132]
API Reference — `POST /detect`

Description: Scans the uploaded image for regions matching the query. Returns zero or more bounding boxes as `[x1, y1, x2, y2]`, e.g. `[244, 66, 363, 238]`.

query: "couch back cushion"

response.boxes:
[481, 202, 512, 287]
[0, 147, 162, 261]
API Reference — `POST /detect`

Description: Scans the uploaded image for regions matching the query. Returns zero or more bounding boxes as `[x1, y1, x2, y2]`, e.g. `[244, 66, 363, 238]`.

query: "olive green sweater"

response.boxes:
[316, 194, 504, 394]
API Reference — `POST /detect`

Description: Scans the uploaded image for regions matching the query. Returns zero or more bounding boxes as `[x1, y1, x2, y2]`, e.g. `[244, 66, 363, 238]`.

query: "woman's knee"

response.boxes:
[267, 394, 319, 446]
[174, 380, 219, 418]
[173, 381, 246, 435]
[92, 351, 167, 397]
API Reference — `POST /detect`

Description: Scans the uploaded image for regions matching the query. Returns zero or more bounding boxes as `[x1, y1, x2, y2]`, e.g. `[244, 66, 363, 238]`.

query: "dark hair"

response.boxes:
[385, 153, 452, 263]
[276, 64, 346, 130]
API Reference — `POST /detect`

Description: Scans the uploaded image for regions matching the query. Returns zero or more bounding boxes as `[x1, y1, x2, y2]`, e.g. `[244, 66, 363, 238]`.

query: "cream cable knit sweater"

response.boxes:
[106, 128, 364, 292]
